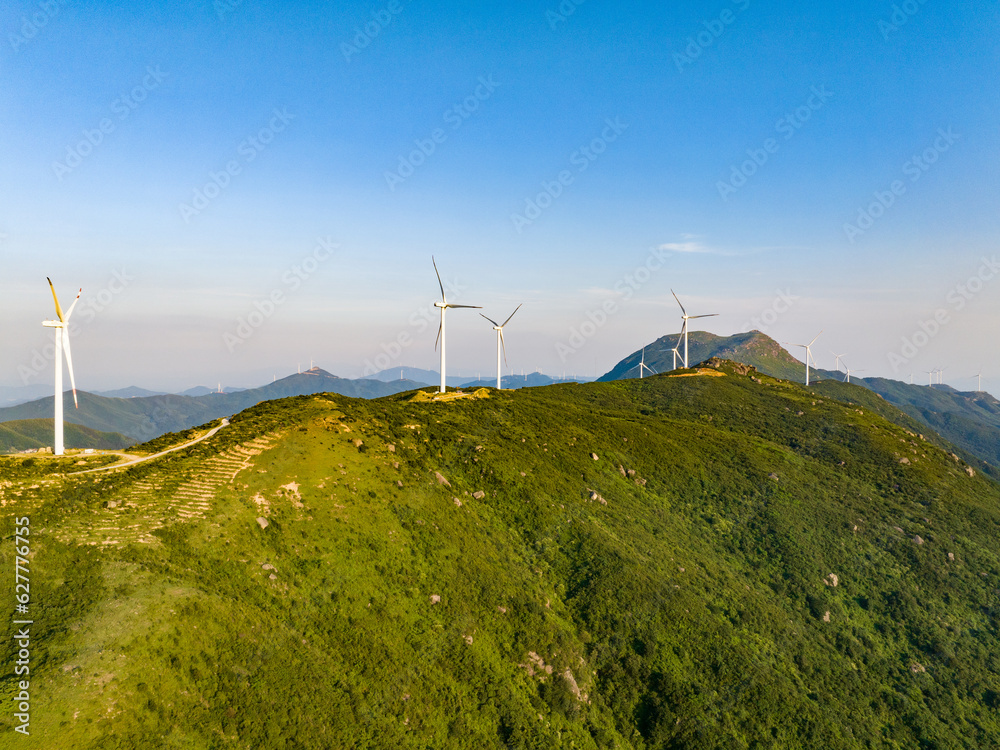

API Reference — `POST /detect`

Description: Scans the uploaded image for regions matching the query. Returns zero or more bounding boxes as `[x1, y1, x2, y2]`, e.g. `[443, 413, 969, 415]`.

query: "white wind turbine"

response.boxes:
[843, 366, 865, 384]
[42, 278, 82, 456]
[636, 346, 658, 379]
[783, 331, 823, 386]
[480, 304, 521, 390]
[432, 257, 481, 394]
[832, 352, 847, 374]
[972, 369, 984, 392]
[671, 290, 718, 369]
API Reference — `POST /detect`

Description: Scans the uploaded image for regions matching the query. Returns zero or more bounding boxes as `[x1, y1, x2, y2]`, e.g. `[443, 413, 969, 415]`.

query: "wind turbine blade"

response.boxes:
[63, 330, 79, 408]
[688, 314, 719, 319]
[447, 304, 483, 309]
[499, 329, 508, 367]
[47, 277, 65, 322]
[671, 290, 686, 316]
[501, 303, 522, 328]
[434, 320, 442, 351]
[480, 313, 500, 327]
[64, 288, 83, 320]
[809, 331, 824, 346]
[431, 256, 446, 301]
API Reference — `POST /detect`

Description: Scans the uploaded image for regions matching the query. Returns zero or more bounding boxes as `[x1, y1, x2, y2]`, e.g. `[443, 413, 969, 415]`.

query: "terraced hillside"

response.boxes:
[1, 364, 999, 748]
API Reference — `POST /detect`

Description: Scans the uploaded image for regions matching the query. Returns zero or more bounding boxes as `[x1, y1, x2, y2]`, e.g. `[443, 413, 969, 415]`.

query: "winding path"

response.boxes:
[69, 418, 230, 476]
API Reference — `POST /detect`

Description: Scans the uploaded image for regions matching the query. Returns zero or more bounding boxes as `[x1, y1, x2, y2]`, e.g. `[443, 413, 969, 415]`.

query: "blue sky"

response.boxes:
[2, 0, 998, 392]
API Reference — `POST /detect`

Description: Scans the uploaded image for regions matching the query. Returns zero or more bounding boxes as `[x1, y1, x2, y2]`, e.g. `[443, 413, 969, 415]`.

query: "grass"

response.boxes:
[1, 362, 999, 748]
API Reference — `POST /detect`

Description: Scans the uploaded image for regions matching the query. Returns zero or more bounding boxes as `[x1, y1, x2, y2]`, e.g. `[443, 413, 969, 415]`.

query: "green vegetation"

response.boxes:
[0, 419, 133, 454]
[1, 363, 999, 748]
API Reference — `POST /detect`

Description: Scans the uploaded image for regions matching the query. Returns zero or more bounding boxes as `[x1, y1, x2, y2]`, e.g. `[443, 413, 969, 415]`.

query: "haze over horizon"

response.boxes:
[3, 0, 998, 393]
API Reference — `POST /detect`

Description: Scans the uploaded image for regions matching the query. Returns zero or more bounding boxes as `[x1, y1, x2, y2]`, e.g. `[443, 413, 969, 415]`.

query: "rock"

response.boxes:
[388, 444, 395, 452]
[590, 453, 599, 461]
[256, 517, 269, 530]
[893, 526, 904, 534]
[768, 473, 779, 481]
[396, 480, 403, 488]
[520, 472, 526, 477]
[899, 458, 910, 465]
[911, 662, 926, 674]
[268, 574, 277, 580]
[823, 611, 831, 622]
[951, 453, 961, 462]
[262, 563, 275, 571]
[434, 472, 451, 487]
[393, 461, 400, 469]
[635, 477, 647, 487]
[353, 438, 363, 448]
[966, 467, 976, 477]
[107, 501, 119, 509]
[618, 465, 626, 477]
[463, 635, 473, 645]
[497, 606, 507, 614]
[825, 573, 839, 588]
[626, 469, 636, 477]
[473, 491, 486, 499]
[430, 594, 441, 605]
[562, 669, 583, 700]
[453, 497, 462, 506]
[948, 552, 955, 561]
[913, 535, 924, 545]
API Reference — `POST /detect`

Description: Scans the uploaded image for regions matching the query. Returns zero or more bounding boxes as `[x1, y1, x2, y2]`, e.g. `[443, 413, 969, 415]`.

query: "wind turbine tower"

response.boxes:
[671, 290, 718, 369]
[480, 304, 521, 390]
[42, 278, 82, 456]
[432, 257, 481, 394]
[783, 331, 823, 386]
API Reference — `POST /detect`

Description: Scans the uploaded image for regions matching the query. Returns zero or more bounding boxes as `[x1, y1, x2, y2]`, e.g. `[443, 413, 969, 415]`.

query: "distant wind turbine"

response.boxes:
[671, 290, 718, 369]
[973, 370, 983, 392]
[42, 278, 81, 456]
[783, 331, 823, 386]
[832, 352, 847, 373]
[432, 257, 481, 394]
[480, 304, 521, 390]
[843, 366, 865, 384]
[636, 346, 658, 378]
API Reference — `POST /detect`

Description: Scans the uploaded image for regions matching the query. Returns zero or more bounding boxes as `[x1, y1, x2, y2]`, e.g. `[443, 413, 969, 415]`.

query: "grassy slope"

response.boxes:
[1, 367, 999, 748]
[0, 419, 134, 452]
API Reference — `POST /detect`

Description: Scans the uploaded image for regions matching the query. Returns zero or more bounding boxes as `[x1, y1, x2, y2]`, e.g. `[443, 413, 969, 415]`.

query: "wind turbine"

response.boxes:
[671, 290, 718, 369]
[42, 278, 81, 456]
[480, 304, 521, 390]
[432, 257, 481, 394]
[636, 346, 658, 379]
[832, 352, 847, 373]
[843, 366, 865, 384]
[925, 370, 934, 386]
[783, 331, 823, 386]
[973, 370, 983, 392]
[671, 339, 682, 371]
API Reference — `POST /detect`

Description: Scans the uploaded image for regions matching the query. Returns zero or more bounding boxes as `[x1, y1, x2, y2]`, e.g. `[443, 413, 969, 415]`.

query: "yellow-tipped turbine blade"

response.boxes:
[47, 277, 65, 322]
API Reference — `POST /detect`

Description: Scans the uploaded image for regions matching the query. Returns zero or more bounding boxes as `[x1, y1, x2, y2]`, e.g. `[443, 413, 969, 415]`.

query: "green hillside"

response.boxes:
[0, 419, 133, 453]
[2, 366, 999, 748]
[599, 330, 807, 383]
[602, 333, 1000, 474]
[0, 369, 425, 444]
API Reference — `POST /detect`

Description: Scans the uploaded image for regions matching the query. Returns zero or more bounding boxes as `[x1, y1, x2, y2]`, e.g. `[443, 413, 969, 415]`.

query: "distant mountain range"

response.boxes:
[458, 372, 589, 389]
[0, 368, 424, 445]
[601, 330, 1000, 474]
